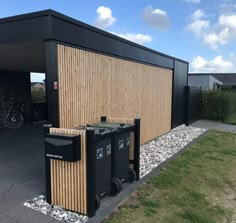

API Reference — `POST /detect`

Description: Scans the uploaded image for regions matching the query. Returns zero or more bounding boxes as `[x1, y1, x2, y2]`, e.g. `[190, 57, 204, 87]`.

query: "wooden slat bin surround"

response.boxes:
[44, 127, 89, 215]
[43, 117, 140, 217]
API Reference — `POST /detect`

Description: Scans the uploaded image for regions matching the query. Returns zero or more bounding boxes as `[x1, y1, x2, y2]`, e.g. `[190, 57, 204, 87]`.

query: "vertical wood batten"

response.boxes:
[57, 44, 173, 144]
[49, 128, 87, 215]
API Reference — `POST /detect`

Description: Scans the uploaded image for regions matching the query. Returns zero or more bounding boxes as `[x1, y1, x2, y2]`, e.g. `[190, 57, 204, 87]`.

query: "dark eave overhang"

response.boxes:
[0, 9, 188, 70]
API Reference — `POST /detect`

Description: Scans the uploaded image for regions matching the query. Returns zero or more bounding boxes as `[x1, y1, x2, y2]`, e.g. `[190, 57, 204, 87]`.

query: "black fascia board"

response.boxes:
[0, 9, 52, 24]
[48, 10, 188, 65]
[50, 14, 173, 69]
[0, 9, 188, 69]
[0, 10, 52, 44]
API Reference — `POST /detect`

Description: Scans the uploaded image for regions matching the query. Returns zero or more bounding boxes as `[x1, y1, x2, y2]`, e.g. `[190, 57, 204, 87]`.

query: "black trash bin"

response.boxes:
[87, 121, 137, 195]
[76, 127, 114, 207]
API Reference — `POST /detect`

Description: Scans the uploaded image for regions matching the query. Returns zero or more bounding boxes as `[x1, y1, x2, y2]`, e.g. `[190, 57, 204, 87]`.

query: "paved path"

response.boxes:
[0, 124, 59, 223]
[191, 120, 236, 133]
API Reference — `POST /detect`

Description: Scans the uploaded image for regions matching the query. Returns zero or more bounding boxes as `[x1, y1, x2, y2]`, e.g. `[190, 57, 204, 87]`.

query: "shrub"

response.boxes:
[31, 88, 46, 103]
[201, 90, 236, 121]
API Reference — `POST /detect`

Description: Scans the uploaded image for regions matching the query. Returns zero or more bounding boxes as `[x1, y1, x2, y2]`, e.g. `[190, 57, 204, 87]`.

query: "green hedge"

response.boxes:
[31, 88, 46, 103]
[201, 90, 236, 121]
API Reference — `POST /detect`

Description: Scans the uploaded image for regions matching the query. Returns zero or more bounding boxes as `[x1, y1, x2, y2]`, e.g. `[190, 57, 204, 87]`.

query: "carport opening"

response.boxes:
[0, 41, 48, 126]
[0, 72, 48, 126]
[0, 41, 48, 203]
[31, 72, 47, 123]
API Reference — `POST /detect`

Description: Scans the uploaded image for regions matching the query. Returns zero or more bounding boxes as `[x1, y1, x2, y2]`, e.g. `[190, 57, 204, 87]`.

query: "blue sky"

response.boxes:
[1, 0, 236, 82]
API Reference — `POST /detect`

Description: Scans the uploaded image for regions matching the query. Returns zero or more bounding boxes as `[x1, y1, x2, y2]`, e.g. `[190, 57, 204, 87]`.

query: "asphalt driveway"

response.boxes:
[0, 124, 57, 223]
[191, 120, 236, 133]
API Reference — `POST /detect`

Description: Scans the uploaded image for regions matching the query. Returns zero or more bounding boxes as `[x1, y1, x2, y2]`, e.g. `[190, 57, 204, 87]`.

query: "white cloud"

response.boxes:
[191, 9, 204, 20]
[230, 52, 236, 62]
[111, 32, 152, 45]
[218, 14, 236, 40]
[186, 9, 236, 50]
[186, 9, 209, 38]
[94, 6, 117, 29]
[187, 20, 209, 38]
[219, 14, 236, 29]
[229, 53, 236, 68]
[142, 6, 169, 30]
[94, 6, 152, 45]
[203, 28, 229, 50]
[190, 55, 234, 73]
[186, 0, 200, 3]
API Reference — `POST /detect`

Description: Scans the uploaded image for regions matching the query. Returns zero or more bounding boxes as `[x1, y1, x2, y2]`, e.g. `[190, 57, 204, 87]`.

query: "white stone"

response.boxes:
[23, 195, 89, 223]
[139, 125, 206, 178]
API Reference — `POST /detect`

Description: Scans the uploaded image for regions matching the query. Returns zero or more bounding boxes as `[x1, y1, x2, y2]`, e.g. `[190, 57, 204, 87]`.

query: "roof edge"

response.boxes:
[0, 9, 188, 65]
[0, 9, 54, 24]
[49, 10, 188, 64]
[189, 73, 236, 75]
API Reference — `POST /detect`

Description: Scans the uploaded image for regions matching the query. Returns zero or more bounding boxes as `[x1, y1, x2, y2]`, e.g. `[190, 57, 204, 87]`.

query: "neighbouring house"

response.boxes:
[212, 73, 236, 90]
[189, 73, 236, 90]
[188, 73, 223, 90]
[31, 82, 44, 91]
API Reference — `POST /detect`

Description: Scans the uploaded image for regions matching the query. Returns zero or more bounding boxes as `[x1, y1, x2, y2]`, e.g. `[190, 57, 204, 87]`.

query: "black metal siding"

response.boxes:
[50, 16, 174, 69]
[172, 60, 188, 128]
[45, 41, 59, 127]
[186, 86, 202, 125]
[0, 16, 51, 44]
[0, 41, 46, 72]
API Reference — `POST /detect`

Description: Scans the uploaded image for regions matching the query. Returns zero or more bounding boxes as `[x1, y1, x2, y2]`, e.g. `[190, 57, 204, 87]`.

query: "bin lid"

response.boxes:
[88, 122, 133, 131]
[75, 126, 114, 136]
[94, 128, 113, 135]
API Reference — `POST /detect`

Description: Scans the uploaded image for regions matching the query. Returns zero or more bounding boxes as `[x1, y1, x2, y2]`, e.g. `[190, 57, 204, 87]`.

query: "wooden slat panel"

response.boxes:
[57, 44, 173, 144]
[49, 128, 87, 215]
[129, 132, 135, 161]
[107, 117, 134, 125]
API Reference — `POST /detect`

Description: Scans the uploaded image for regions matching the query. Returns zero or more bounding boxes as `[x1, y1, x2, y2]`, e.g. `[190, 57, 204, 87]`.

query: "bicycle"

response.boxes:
[0, 98, 25, 129]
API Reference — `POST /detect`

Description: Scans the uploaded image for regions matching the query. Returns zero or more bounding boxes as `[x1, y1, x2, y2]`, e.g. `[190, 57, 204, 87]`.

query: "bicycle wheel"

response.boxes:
[5, 111, 24, 129]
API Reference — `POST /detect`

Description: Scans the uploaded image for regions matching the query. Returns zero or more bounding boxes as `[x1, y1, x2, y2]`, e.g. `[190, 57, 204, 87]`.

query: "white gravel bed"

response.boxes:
[24, 125, 206, 222]
[24, 195, 89, 223]
[139, 125, 206, 178]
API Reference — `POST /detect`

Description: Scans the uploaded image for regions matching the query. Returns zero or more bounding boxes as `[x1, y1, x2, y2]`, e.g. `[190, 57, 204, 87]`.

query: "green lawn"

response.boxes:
[104, 130, 236, 223]
[224, 111, 236, 125]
